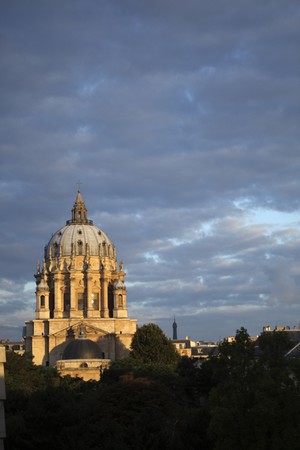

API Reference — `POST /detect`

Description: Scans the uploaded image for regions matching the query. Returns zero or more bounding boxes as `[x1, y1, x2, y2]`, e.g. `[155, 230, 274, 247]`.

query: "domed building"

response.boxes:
[24, 190, 137, 377]
[55, 325, 111, 381]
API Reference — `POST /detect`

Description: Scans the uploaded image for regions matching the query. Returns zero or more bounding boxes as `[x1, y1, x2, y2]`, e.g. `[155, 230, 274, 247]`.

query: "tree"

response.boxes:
[130, 323, 180, 366]
[5, 351, 61, 395]
[5, 347, 211, 450]
[207, 327, 300, 450]
[256, 330, 291, 370]
[207, 327, 256, 449]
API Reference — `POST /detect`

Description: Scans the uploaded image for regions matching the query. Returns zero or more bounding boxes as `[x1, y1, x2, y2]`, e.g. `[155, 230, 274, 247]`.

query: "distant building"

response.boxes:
[224, 336, 236, 343]
[224, 335, 258, 343]
[24, 190, 137, 381]
[262, 324, 300, 359]
[1, 339, 25, 356]
[262, 324, 300, 343]
[170, 320, 218, 361]
[172, 336, 194, 357]
[172, 336, 218, 360]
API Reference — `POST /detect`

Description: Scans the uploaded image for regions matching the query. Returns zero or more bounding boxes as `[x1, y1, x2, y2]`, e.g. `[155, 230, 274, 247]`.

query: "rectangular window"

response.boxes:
[118, 294, 123, 307]
[92, 293, 99, 310]
[64, 293, 70, 311]
[78, 293, 85, 310]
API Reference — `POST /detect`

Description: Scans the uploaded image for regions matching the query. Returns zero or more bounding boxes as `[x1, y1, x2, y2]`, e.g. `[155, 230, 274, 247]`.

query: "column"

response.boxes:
[86, 275, 93, 317]
[70, 275, 76, 316]
[54, 274, 63, 318]
[101, 277, 109, 318]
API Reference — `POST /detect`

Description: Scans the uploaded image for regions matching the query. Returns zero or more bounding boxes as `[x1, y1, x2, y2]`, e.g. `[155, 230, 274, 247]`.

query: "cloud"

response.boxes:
[1, 0, 300, 341]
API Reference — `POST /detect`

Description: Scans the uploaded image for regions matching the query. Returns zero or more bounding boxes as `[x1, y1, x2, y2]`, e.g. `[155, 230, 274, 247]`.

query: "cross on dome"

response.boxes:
[76, 180, 82, 192]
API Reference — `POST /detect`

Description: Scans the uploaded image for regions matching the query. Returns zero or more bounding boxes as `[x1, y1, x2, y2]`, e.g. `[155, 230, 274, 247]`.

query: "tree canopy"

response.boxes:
[208, 328, 300, 450]
[4, 349, 209, 450]
[4, 326, 300, 449]
[130, 323, 180, 366]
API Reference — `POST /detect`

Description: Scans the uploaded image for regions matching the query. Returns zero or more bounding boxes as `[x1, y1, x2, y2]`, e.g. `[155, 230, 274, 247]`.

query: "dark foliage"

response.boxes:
[4, 351, 210, 450]
[130, 323, 180, 366]
[208, 328, 300, 450]
[4, 326, 300, 449]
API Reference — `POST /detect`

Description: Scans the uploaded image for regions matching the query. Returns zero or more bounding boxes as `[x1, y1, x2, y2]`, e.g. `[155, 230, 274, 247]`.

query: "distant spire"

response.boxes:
[172, 316, 178, 340]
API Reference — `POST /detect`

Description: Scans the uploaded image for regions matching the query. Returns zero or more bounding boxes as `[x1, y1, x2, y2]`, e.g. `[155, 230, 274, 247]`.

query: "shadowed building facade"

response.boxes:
[25, 190, 137, 376]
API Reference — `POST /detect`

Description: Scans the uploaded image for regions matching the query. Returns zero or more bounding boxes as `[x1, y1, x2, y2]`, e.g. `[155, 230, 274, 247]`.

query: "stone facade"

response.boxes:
[56, 358, 110, 382]
[25, 190, 137, 370]
[0, 346, 6, 449]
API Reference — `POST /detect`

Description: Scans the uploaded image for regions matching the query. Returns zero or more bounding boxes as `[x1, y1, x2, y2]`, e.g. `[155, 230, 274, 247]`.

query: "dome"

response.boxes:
[45, 190, 115, 258]
[62, 338, 103, 360]
[46, 223, 114, 258]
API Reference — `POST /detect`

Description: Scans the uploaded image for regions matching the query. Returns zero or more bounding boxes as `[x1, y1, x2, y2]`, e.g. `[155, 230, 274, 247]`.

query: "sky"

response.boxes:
[1, 0, 300, 343]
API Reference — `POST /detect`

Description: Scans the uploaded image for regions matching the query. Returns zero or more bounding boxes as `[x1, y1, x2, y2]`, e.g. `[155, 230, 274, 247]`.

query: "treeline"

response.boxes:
[4, 324, 300, 449]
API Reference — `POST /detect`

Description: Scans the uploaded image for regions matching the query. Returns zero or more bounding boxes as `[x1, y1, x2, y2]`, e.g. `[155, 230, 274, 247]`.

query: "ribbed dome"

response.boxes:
[46, 223, 113, 257]
[62, 339, 103, 360]
[45, 190, 114, 258]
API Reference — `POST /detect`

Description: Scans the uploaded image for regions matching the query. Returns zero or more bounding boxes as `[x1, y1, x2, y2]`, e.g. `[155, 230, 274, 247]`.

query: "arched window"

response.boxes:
[80, 362, 88, 368]
[40, 295, 45, 308]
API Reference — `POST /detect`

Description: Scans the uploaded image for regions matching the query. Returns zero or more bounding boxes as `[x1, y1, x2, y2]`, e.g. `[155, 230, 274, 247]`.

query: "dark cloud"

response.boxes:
[1, 0, 300, 341]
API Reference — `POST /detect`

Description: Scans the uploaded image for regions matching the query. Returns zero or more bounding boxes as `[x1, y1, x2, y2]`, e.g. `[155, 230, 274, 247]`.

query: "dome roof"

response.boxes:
[46, 223, 113, 257]
[45, 190, 114, 258]
[62, 338, 103, 360]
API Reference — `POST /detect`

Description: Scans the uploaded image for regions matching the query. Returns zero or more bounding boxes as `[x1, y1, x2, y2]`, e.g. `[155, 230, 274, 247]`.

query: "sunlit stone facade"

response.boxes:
[25, 191, 137, 369]
[0, 345, 6, 447]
